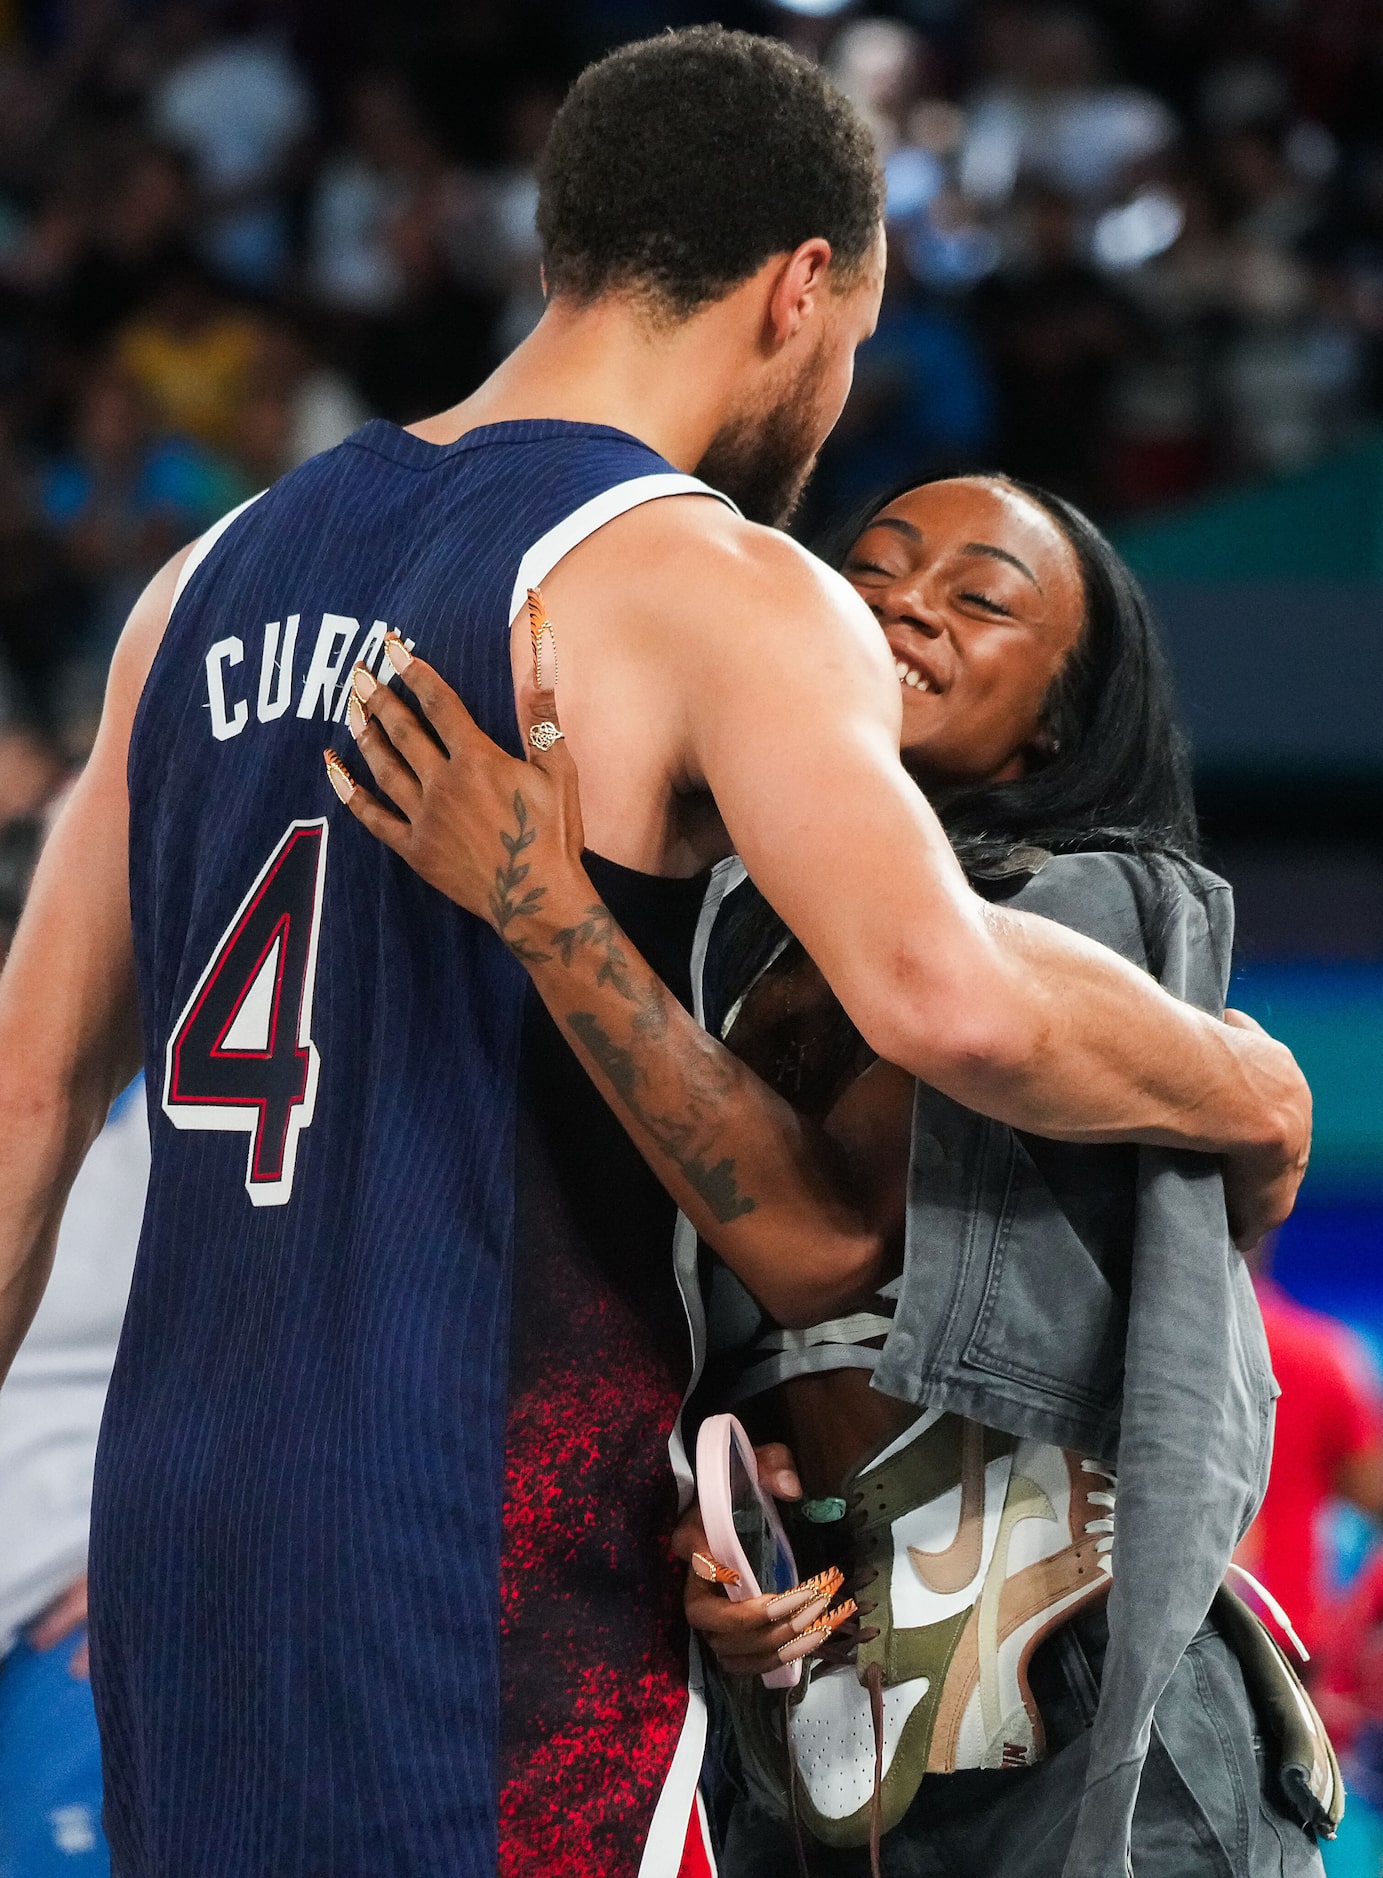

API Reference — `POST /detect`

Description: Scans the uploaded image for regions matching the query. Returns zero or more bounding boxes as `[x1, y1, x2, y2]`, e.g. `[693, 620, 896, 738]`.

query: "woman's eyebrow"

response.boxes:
[961, 541, 1042, 590]
[865, 516, 923, 544]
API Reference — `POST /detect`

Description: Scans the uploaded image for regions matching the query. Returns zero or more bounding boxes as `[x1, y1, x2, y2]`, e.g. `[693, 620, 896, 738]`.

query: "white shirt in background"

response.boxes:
[0, 1082, 149, 1656]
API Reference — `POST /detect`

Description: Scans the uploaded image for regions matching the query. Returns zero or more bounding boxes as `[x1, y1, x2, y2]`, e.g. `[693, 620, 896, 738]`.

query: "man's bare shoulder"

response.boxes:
[549, 491, 891, 676]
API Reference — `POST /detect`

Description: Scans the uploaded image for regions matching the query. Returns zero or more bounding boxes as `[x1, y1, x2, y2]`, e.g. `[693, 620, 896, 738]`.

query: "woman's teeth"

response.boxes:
[895, 660, 931, 692]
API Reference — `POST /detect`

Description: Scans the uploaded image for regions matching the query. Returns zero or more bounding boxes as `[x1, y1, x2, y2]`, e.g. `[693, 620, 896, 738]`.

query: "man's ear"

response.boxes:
[763, 238, 834, 352]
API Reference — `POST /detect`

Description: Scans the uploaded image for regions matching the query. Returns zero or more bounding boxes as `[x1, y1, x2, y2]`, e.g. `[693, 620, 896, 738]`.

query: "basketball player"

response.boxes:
[0, 28, 1309, 1878]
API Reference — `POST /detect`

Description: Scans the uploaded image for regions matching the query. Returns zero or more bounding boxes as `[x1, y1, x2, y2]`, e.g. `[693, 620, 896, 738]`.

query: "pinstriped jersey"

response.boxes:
[95, 419, 722, 1877]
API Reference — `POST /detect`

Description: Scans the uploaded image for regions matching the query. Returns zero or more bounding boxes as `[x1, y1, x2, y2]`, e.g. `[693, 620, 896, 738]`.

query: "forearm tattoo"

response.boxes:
[551, 904, 638, 1003]
[485, 797, 756, 1225]
[566, 1010, 756, 1225]
[489, 792, 551, 965]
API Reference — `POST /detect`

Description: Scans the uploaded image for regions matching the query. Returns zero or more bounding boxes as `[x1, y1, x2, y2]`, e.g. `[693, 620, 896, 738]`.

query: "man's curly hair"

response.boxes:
[536, 27, 884, 319]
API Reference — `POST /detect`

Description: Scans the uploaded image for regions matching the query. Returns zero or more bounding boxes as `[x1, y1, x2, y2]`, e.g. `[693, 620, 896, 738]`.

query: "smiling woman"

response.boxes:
[813, 472, 1201, 874]
[842, 478, 1086, 786]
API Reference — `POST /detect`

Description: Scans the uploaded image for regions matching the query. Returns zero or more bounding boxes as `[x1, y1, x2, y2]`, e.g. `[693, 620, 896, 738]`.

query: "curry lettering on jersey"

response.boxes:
[204, 613, 416, 741]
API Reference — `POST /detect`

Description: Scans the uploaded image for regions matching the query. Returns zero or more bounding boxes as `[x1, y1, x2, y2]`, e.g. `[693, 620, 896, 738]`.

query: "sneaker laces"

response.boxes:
[1080, 1458, 1117, 1577]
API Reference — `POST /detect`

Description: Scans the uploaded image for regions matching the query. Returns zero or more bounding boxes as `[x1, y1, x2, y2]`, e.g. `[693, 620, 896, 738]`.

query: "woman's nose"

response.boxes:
[888, 595, 943, 638]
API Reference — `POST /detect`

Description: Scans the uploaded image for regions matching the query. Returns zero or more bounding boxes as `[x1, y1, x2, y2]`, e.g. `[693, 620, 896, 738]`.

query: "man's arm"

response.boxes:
[543, 502, 1308, 1244]
[0, 549, 182, 1384]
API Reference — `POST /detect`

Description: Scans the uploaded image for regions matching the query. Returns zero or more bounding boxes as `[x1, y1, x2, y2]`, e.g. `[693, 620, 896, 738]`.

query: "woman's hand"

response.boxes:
[670, 1442, 857, 1678]
[324, 596, 589, 957]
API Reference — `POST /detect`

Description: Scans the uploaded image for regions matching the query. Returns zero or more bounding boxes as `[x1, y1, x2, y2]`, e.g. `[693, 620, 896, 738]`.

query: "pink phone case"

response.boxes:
[695, 1412, 801, 1690]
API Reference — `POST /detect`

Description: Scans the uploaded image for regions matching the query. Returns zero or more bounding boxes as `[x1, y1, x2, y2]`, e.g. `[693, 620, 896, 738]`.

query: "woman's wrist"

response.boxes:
[491, 855, 600, 968]
[532, 868, 604, 952]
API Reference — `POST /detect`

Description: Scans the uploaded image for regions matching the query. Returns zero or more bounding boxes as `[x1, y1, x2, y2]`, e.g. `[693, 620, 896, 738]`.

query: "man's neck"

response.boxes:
[407, 294, 748, 470]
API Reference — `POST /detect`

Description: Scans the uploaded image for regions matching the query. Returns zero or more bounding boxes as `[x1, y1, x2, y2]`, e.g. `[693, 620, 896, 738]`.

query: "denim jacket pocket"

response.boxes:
[960, 1129, 1127, 1419]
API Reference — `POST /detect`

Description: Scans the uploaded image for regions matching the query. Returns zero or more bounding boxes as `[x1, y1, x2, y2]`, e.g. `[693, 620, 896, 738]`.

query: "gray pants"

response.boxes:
[714, 1611, 1325, 1878]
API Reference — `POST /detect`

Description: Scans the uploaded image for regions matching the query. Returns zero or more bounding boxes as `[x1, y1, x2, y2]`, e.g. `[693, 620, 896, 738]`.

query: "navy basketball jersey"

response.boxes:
[92, 420, 728, 1877]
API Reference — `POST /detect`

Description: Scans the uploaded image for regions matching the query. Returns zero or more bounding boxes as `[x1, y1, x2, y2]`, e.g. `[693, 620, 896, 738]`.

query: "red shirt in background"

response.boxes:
[1317, 1546, 1383, 1772]
[1237, 1277, 1383, 1659]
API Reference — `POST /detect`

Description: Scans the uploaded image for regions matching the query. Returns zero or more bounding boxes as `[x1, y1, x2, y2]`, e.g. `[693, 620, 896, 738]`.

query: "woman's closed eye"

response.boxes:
[843, 558, 897, 581]
[958, 591, 1015, 617]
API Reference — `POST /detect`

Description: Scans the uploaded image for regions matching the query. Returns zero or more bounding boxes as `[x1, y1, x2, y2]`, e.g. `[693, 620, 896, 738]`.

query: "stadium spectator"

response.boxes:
[808, 239, 995, 522]
[113, 258, 269, 452]
[0, 453, 82, 729]
[0, 1081, 149, 1878]
[971, 181, 1139, 511]
[1316, 1548, 1383, 1876]
[32, 144, 191, 359]
[39, 366, 238, 652]
[305, 72, 495, 418]
[960, 7, 1177, 208]
[1236, 1261, 1383, 1663]
[147, 0, 313, 290]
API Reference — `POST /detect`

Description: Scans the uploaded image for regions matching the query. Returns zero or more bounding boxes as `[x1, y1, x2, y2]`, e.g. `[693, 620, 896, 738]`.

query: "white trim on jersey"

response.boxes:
[636, 1636, 718, 1878]
[638, 854, 745, 1878]
[170, 492, 266, 614]
[507, 472, 739, 626]
[175, 470, 737, 632]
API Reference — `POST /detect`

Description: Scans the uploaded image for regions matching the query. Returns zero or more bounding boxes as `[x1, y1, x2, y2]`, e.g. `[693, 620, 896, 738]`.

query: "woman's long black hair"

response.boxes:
[721, 474, 1202, 1050]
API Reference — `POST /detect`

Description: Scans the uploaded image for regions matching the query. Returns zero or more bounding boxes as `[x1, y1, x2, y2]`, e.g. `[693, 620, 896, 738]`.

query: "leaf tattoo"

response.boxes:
[489, 791, 551, 963]
[552, 904, 638, 1003]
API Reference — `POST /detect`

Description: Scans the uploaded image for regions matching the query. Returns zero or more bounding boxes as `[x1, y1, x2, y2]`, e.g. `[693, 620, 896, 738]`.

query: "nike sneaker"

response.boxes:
[724, 1410, 1116, 1852]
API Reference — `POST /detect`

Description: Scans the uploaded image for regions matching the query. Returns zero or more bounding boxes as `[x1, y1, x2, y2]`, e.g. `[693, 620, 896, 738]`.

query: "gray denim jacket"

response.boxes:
[872, 849, 1277, 1878]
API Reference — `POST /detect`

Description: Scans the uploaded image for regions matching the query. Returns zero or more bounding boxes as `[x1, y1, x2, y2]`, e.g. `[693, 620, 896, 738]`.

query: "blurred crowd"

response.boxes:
[0, 0, 1376, 763]
[799, 0, 1383, 531]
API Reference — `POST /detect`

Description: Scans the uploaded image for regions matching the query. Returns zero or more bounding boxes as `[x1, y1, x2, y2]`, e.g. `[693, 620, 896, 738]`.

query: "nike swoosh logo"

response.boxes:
[908, 1419, 988, 1595]
[977, 1473, 1055, 1741]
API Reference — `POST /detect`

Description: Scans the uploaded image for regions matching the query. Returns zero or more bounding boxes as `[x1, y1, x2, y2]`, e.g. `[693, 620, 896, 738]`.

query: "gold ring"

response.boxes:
[528, 721, 564, 753]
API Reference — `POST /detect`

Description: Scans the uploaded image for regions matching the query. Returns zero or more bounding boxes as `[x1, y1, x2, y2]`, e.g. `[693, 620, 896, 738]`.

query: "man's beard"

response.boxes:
[695, 347, 830, 527]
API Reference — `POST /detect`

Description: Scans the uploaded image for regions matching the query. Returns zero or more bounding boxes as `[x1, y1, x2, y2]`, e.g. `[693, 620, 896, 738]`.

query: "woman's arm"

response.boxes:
[329, 637, 891, 1328]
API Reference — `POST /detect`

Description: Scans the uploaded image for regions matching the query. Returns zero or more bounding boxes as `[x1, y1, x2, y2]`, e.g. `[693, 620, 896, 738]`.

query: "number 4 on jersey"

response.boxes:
[163, 820, 328, 1206]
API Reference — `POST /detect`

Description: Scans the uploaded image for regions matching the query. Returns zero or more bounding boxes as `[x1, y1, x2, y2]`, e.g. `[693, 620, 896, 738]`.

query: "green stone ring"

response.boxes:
[799, 1496, 848, 1524]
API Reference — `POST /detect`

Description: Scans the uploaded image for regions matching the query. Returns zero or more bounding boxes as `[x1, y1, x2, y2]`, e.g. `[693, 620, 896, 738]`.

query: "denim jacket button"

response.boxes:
[912, 1133, 944, 1169]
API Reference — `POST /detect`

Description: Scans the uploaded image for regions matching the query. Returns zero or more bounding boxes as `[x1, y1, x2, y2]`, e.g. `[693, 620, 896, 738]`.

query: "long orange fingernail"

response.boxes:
[691, 1552, 740, 1587]
[352, 665, 377, 704]
[347, 695, 367, 741]
[324, 749, 355, 803]
[765, 1567, 844, 1621]
[787, 1596, 830, 1634]
[383, 633, 413, 676]
[776, 1599, 858, 1664]
[527, 589, 557, 689]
